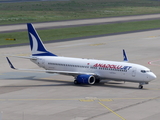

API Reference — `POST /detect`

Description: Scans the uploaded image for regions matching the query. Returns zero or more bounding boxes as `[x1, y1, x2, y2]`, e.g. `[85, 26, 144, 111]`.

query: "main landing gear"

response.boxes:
[74, 80, 78, 85]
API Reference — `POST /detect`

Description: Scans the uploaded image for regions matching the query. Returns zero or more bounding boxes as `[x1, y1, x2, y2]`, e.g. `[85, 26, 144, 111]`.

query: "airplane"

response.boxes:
[6, 23, 156, 89]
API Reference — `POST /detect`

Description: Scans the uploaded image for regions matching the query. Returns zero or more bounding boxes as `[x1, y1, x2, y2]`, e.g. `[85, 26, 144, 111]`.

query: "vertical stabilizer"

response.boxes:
[27, 23, 56, 56]
[123, 49, 129, 62]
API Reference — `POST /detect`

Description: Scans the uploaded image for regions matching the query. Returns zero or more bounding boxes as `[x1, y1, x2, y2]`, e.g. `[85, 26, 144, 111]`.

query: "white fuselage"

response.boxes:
[6, 23, 156, 89]
[31, 56, 156, 83]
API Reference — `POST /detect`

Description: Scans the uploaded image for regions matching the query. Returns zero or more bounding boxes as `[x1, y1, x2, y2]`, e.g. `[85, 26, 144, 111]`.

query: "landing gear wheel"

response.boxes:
[139, 85, 143, 89]
[74, 80, 78, 85]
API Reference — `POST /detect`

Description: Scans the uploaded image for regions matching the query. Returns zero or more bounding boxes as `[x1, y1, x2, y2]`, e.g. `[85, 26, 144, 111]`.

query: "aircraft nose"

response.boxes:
[149, 72, 157, 80]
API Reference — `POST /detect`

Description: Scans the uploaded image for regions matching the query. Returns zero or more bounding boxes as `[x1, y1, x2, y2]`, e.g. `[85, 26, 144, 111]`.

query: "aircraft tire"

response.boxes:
[139, 85, 143, 89]
[74, 80, 78, 84]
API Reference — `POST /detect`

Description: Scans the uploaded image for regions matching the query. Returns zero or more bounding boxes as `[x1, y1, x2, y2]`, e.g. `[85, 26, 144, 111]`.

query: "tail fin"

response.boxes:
[27, 23, 56, 56]
[123, 49, 129, 62]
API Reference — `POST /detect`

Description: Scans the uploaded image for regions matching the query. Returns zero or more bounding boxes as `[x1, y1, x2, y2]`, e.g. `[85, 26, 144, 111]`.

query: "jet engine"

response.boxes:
[74, 74, 95, 85]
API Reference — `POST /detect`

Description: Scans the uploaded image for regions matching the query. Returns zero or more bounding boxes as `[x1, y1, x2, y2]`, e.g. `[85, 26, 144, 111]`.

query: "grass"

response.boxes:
[1, 19, 160, 46]
[1, 0, 160, 46]
[0, 0, 160, 25]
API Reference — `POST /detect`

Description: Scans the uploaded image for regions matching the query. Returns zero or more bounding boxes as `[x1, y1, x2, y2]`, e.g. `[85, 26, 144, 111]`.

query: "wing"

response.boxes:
[6, 57, 96, 76]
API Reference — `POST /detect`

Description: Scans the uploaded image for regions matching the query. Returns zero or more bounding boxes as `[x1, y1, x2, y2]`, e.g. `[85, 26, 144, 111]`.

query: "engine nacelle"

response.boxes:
[76, 74, 95, 85]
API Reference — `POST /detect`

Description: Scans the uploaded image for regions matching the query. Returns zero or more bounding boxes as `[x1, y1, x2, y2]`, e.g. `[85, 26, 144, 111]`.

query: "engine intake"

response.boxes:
[76, 74, 95, 85]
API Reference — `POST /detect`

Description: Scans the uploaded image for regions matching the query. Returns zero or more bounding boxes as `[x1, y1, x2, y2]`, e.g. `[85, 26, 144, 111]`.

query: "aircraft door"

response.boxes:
[132, 68, 136, 77]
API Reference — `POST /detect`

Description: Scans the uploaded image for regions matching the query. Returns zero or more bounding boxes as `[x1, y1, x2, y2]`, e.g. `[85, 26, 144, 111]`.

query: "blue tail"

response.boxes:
[27, 23, 56, 56]
[123, 49, 128, 62]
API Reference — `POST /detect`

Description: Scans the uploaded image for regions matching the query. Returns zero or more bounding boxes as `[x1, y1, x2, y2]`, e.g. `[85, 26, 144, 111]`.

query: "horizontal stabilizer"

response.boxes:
[7, 55, 38, 60]
[6, 57, 16, 69]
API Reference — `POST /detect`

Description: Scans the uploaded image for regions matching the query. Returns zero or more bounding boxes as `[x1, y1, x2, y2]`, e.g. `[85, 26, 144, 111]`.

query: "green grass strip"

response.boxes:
[0, 0, 160, 25]
[1, 19, 160, 46]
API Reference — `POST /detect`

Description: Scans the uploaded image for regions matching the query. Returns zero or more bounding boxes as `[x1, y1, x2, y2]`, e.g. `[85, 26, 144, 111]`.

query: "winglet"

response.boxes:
[6, 57, 16, 69]
[123, 49, 129, 62]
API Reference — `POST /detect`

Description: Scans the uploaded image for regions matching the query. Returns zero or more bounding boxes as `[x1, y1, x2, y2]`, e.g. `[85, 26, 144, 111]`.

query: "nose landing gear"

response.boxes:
[139, 85, 143, 89]
[138, 82, 148, 89]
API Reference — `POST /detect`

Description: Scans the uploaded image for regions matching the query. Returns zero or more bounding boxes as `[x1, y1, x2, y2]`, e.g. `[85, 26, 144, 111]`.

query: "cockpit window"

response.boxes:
[141, 70, 150, 73]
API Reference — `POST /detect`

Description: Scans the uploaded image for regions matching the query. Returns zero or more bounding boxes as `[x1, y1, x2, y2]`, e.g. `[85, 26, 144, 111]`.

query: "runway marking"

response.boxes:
[148, 36, 156, 38]
[79, 99, 94, 102]
[146, 36, 160, 39]
[99, 102, 126, 120]
[79, 99, 113, 102]
[98, 99, 113, 102]
[0, 97, 159, 102]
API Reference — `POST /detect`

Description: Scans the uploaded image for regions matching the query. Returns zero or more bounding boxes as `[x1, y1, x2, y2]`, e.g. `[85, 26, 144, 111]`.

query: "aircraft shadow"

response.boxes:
[94, 82, 141, 90]
[3, 75, 145, 90]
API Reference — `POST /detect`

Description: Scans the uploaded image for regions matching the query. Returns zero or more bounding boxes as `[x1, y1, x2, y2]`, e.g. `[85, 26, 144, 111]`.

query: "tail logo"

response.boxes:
[30, 33, 46, 55]
[28, 23, 56, 56]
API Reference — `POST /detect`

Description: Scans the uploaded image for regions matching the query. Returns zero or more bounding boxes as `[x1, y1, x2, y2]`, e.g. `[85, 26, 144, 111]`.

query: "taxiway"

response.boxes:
[0, 29, 160, 120]
[0, 14, 160, 33]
